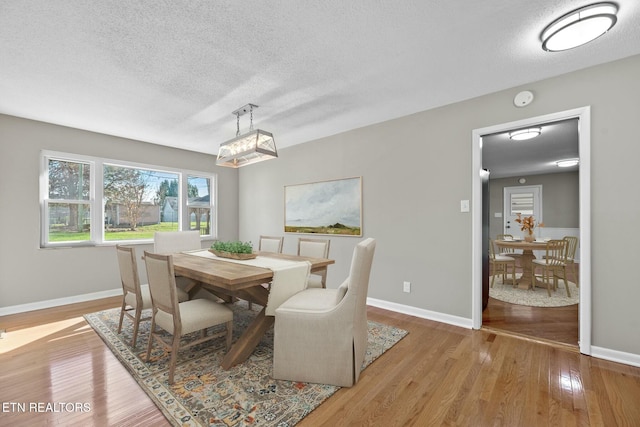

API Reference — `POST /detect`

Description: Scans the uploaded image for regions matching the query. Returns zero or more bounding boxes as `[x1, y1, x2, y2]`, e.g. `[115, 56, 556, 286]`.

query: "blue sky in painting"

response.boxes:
[285, 178, 361, 227]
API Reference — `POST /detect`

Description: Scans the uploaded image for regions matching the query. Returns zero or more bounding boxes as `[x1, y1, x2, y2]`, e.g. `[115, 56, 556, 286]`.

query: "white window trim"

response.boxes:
[40, 150, 217, 248]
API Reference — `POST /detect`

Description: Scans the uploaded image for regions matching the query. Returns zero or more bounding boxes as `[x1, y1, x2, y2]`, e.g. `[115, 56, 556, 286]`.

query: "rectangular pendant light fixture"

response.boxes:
[216, 104, 278, 168]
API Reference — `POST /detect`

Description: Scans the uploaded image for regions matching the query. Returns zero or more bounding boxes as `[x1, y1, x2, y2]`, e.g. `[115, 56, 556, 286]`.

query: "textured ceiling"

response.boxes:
[1, 1, 640, 157]
[483, 119, 579, 178]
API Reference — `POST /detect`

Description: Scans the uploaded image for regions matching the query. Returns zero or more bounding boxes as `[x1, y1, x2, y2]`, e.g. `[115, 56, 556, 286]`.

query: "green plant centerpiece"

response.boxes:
[209, 240, 257, 260]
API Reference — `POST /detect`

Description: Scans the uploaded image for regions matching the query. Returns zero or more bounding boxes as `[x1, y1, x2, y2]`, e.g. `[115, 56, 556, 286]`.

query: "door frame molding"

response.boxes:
[471, 106, 591, 355]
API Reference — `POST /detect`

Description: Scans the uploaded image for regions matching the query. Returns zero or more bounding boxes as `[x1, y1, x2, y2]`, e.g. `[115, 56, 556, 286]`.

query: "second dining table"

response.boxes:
[171, 250, 335, 369]
[494, 239, 548, 290]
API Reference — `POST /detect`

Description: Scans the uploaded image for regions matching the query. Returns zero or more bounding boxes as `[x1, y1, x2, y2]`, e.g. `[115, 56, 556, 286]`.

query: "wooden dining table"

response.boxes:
[171, 250, 335, 369]
[495, 240, 548, 290]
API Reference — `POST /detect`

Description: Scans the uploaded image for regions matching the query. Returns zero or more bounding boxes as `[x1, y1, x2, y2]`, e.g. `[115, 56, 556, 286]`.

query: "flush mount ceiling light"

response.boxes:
[541, 2, 618, 52]
[509, 127, 542, 141]
[557, 158, 580, 167]
[216, 103, 277, 168]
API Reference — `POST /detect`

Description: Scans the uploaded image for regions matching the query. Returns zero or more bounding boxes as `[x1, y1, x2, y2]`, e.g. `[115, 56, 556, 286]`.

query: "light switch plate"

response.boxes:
[460, 200, 470, 212]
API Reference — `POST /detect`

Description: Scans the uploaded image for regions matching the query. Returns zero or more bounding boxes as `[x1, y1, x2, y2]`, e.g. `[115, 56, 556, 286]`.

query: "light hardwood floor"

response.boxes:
[1, 296, 639, 426]
[483, 262, 580, 346]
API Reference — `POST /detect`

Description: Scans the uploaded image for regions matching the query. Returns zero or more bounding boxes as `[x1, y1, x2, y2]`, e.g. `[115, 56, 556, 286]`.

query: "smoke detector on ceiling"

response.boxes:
[514, 91, 534, 107]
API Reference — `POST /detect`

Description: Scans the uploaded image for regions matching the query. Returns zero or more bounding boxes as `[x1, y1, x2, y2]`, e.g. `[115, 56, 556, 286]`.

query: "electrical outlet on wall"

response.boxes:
[403, 281, 411, 293]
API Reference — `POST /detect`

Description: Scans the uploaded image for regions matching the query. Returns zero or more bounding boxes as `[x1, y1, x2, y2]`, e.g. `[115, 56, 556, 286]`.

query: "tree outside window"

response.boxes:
[42, 151, 216, 246]
[46, 159, 92, 242]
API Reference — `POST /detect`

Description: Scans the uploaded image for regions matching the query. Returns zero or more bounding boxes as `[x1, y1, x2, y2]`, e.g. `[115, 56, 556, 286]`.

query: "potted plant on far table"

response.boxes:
[515, 213, 544, 242]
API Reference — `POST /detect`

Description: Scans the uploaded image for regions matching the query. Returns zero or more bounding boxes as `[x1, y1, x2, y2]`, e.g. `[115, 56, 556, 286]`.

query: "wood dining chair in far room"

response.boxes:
[297, 238, 331, 288]
[115, 245, 188, 348]
[563, 236, 579, 286]
[259, 235, 284, 253]
[532, 239, 571, 297]
[273, 238, 376, 387]
[496, 234, 522, 264]
[489, 239, 516, 288]
[143, 251, 233, 385]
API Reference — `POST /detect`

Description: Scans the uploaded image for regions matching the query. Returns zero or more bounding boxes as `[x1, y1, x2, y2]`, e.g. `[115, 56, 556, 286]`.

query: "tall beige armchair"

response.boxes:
[272, 238, 376, 387]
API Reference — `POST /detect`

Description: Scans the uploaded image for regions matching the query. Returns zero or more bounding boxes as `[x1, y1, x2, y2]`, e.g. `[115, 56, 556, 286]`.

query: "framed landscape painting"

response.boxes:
[285, 177, 362, 236]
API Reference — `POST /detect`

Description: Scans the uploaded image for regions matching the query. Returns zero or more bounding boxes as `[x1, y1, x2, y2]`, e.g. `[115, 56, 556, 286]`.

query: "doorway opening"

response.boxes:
[471, 107, 591, 355]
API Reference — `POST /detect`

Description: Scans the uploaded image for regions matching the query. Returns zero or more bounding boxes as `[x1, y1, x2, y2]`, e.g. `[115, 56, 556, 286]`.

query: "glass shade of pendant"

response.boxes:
[216, 129, 277, 168]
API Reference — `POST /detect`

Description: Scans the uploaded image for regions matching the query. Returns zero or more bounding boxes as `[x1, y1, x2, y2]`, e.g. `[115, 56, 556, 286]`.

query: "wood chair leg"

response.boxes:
[117, 300, 126, 333]
[131, 307, 141, 348]
[168, 335, 180, 385]
[560, 269, 571, 298]
[145, 319, 156, 362]
[545, 269, 552, 297]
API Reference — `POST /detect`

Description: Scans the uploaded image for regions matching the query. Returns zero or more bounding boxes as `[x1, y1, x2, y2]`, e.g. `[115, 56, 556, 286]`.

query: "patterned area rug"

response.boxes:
[84, 302, 407, 426]
[490, 274, 579, 307]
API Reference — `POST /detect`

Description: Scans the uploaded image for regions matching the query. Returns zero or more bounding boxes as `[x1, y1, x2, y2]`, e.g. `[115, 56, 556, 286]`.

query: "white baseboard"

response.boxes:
[0, 288, 122, 316]
[367, 297, 474, 329]
[367, 297, 640, 368]
[591, 346, 640, 368]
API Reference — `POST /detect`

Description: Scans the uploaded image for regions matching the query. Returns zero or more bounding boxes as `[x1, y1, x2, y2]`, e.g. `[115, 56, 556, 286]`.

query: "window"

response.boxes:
[103, 164, 180, 241]
[510, 192, 534, 216]
[41, 151, 216, 247]
[187, 175, 213, 236]
[44, 157, 93, 244]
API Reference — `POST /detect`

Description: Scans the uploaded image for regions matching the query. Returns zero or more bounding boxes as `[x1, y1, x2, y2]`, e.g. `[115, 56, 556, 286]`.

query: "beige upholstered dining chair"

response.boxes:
[250, 235, 284, 309]
[143, 251, 233, 385]
[532, 239, 571, 297]
[297, 237, 330, 288]
[258, 235, 284, 253]
[154, 230, 201, 254]
[489, 239, 516, 288]
[154, 230, 202, 297]
[115, 245, 188, 348]
[273, 238, 376, 387]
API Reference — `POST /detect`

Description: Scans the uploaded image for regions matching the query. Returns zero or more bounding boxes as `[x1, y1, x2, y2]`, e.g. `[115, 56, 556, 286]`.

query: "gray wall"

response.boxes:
[0, 115, 239, 307]
[2, 54, 639, 358]
[238, 54, 640, 356]
[489, 172, 579, 240]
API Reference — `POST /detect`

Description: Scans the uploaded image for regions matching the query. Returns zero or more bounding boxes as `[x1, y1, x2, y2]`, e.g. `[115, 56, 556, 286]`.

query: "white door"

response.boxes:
[503, 185, 542, 237]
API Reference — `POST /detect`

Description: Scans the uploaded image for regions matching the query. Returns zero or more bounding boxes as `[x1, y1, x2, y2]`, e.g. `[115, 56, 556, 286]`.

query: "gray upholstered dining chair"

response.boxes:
[272, 238, 376, 387]
[143, 251, 233, 385]
[115, 245, 188, 348]
[297, 237, 331, 288]
[258, 235, 284, 253]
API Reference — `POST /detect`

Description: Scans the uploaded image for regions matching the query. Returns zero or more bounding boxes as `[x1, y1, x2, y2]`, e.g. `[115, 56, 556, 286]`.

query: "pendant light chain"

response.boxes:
[235, 112, 240, 137]
[249, 105, 254, 131]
